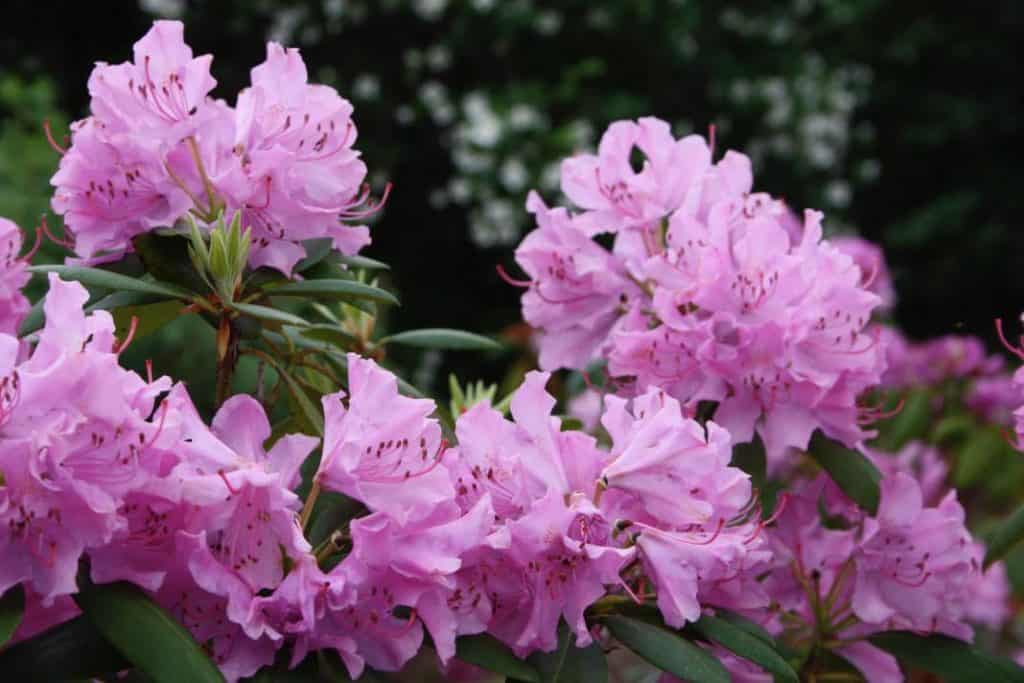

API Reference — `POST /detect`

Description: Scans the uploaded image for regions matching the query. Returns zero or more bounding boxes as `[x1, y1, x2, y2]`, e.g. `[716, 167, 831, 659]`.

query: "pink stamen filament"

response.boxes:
[43, 119, 67, 155]
[115, 316, 139, 355]
[995, 318, 1024, 359]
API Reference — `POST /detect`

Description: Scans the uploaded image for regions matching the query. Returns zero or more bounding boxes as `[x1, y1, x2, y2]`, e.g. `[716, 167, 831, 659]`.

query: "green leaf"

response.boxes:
[0, 584, 25, 646]
[984, 502, 1024, 568]
[265, 278, 398, 306]
[74, 579, 225, 683]
[877, 390, 932, 451]
[603, 615, 730, 683]
[712, 609, 776, 647]
[529, 620, 608, 683]
[297, 324, 359, 350]
[0, 614, 128, 681]
[133, 232, 210, 293]
[690, 614, 797, 682]
[295, 238, 335, 273]
[455, 633, 542, 683]
[231, 302, 311, 328]
[307, 491, 364, 547]
[379, 328, 502, 351]
[953, 427, 1006, 487]
[808, 431, 882, 515]
[337, 254, 390, 270]
[869, 631, 1024, 683]
[113, 300, 185, 342]
[254, 351, 324, 437]
[29, 264, 193, 301]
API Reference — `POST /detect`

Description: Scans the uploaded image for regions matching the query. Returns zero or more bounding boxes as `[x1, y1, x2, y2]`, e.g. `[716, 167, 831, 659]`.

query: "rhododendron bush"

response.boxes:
[2, 21, 1024, 683]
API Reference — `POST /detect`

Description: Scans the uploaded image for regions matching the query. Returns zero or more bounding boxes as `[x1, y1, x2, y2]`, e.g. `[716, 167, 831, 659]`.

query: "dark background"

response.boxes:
[1, 0, 1022, 397]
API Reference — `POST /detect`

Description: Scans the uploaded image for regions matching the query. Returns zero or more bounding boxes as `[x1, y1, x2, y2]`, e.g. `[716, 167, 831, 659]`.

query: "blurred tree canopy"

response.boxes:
[0, 0, 1021, 394]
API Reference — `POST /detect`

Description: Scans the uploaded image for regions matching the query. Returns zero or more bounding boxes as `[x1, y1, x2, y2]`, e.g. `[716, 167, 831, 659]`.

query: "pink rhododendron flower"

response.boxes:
[513, 193, 639, 370]
[316, 353, 451, 524]
[0, 274, 177, 603]
[599, 390, 750, 527]
[0, 218, 30, 335]
[832, 235, 896, 312]
[52, 20, 377, 274]
[512, 118, 888, 462]
[853, 473, 976, 638]
[486, 489, 634, 656]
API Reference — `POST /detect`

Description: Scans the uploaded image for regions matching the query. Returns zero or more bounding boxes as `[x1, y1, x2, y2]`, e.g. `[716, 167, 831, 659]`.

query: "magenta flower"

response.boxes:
[52, 21, 378, 274]
[0, 275, 176, 603]
[599, 390, 750, 528]
[832, 235, 896, 312]
[560, 117, 711, 235]
[317, 353, 452, 524]
[229, 42, 371, 273]
[514, 192, 639, 370]
[511, 118, 888, 462]
[0, 218, 30, 335]
[852, 473, 976, 638]
[486, 489, 634, 656]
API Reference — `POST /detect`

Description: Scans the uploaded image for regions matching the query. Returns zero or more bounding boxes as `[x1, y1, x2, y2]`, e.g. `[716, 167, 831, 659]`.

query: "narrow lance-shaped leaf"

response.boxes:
[603, 615, 730, 683]
[454, 633, 542, 683]
[337, 253, 390, 270]
[0, 614, 129, 681]
[379, 328, 502, 351]
[74, 580, 225, 683]
[689, 614, 798, 683]
[869, 631, 1024, 683]
[984, 502, 1024, 568]
[265, 278, 398, 306]
[231, 302, 311, 328]
[249, 349, 325, 437]
[28, 264, 194, 301]
[528, 620, 608, 683]
[808, 430, 881, 515]
[0, 584, 25, 647]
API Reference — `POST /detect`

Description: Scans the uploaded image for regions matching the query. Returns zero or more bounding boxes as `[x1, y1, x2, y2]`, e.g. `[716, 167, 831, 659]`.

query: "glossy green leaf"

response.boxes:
[307, 491, 364, 547]
[0, 614, 128, 681]
[113, 300, 186, 342]
[808, 431, 882, 515]
[16, 296, 45, 336]
[29, 264, 193, 300]
[603, 615, 730, 683]
[74, 580, 225, 683]
[295, 237, 335, 273]
[0, 584, 25, 646]
[133, 232, 210, 293]
[298, 323, 359, 349]
[337, 253, 390, 270]
[254, 351, 325, 437]
[529, 620, 608, 683]
[877, 389, 932, 451]
[277, 331, 426, 399]
[379, 328, 501, 351]
[455, 633, 542, 683]
[869, 631, 1024, 683]
[953, 427, 1006, 488]
[231, 302, 311, 328]
[985, 502, 1024, 568]
[690, 614, 797, 682]
[265, 278, 398, 306]
[712, 609, 776, 647]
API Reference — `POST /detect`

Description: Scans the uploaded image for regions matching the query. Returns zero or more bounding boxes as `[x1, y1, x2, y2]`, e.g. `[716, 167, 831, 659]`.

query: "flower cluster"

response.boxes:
[759, 466, 1008, 682]
[50, 21, 376, 274]
[511, 117, 887, 464]
[0, 270, 772, 680]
